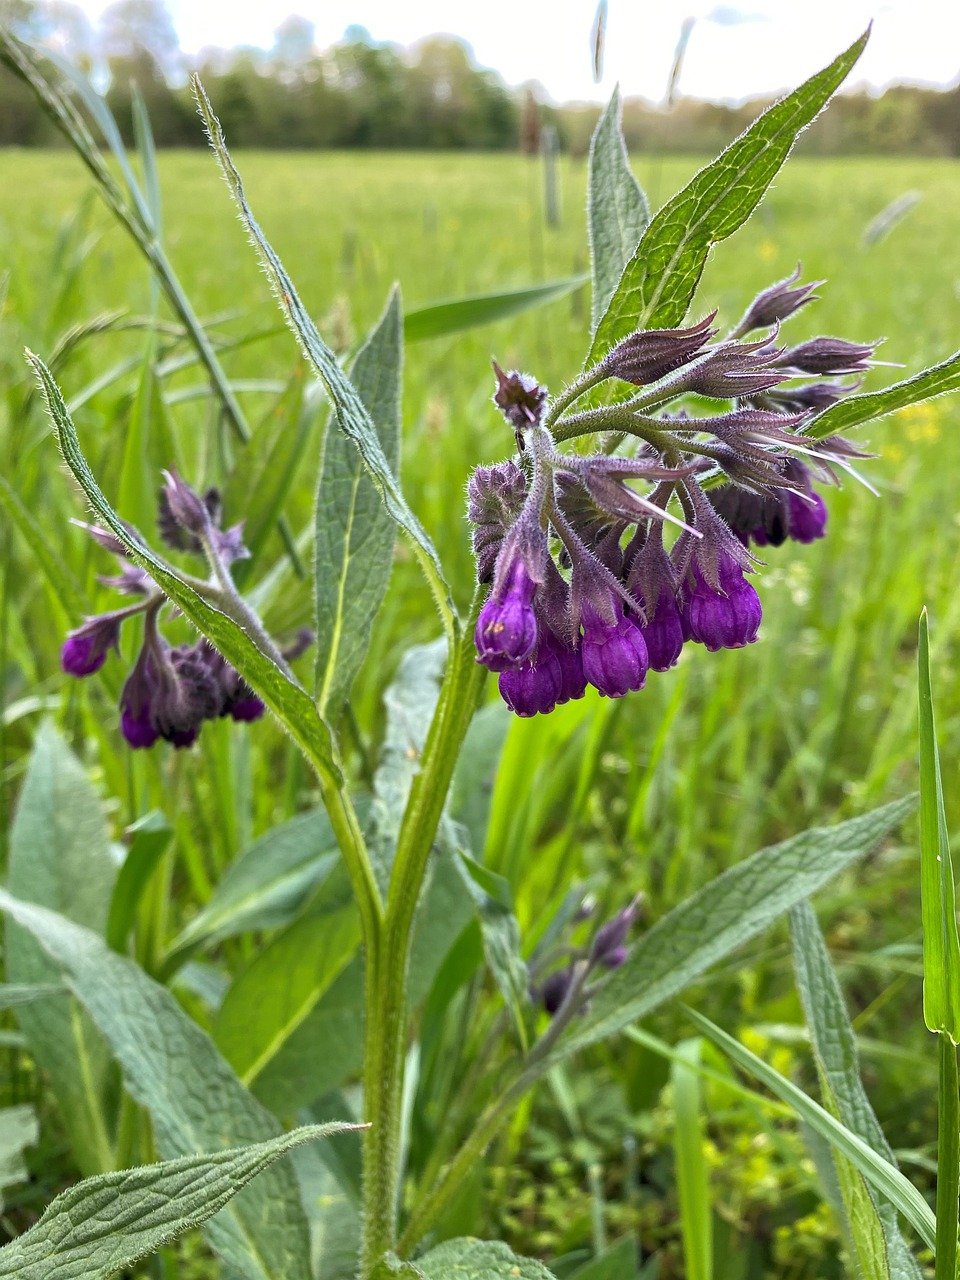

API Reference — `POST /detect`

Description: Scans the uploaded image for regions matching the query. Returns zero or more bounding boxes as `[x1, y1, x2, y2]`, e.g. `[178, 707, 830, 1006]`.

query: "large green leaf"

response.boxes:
[0, 893, 317, 1280]
[404, 276, 587, 343]
[193, 80, 454, 629]
[586, 29, 868, 366]
[215, 905, 361, 1087]
[315, 287, 403, 715]
[415, 1237, 557, 1279]
[6, 723, 117, 1176]
[917, 612, 960, 1039]
[686, 1007, 937, 1256]
[587, 87, 650, 331]
[559, 797, 914, 1059]
[0, 1125, 352, 1280]
[249, 852, 473, 1112]
[807, 350, 960, 439]
[165, 808, 343, 967]
[28, 351, 342, 784]
[791, 902, 921, 1280]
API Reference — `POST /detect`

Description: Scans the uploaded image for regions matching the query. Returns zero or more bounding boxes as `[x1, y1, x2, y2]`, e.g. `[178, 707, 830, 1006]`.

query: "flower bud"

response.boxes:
[778, 337, 876, 376]
[591, 894, 642, 967]
[158, 471, 217, 553]
[581, 605, 649, 698]
[685, 335, 786, 399]
[467, 461, 528, 583]
[539, 967, 575, 1016]
[61, 613, 123, 677]
[638, 595, 685, 672]
[736, 267, 820, 334]
[599, 312, 717, 386]
[491, 363, 547, 432]
[683, 557, 762, 652]
[786, 489, 827, 543]
[475, 558, 539, 671]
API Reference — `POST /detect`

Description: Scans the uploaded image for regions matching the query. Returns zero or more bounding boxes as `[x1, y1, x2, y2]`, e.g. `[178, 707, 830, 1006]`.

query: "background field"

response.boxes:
[2, 146, 960, 1274]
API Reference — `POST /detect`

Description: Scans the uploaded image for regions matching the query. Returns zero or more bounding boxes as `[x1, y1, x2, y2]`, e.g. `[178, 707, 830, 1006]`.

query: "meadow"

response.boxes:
[2, 137, 960, 1278]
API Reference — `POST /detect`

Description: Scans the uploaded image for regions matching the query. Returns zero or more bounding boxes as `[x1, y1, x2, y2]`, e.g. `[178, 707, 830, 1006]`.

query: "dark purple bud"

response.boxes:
[229, 694, 266, 723]
[476, 559, 539, 671]
[70, 519, 138, 558]
[497, 625, 584, 717]
[683, 559, 762, 652]
[491, 362, 547, 432]
[467, 461, 529, 584]
[61, 612, 123, 677]
[157, 471, 216, 553]
[736, 267, 821, 334]
[119, 647, 161, 750]
[685, 334, 786, 399]
[581, 605, 649, 698]
[540, 967, 575, 1016]
[599, 312, 717, 386]
[638, 594, 685, 672]
[121, 702, 160, 750]
[778, 337, 877, 376]
[786, 489, 827, 543]
[591, 894, 642, 967]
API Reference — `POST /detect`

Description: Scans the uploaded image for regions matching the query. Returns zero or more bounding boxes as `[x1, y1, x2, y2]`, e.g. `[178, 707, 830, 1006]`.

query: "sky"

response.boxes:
[74, 0, 960, 104]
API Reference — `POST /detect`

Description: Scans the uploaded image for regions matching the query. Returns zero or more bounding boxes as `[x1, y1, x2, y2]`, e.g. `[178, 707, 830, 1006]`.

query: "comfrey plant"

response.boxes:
[4, 24, 960, 1280]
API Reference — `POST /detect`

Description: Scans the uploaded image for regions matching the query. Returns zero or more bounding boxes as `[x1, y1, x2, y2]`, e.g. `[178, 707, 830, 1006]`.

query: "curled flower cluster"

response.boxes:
[469, 269, 874, 717]
[62, 471, 310, 749]
[534, 894, 643, 1017]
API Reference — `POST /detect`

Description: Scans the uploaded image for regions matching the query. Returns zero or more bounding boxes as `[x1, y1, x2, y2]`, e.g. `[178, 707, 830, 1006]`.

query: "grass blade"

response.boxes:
[672, 1038, 712, 1280]
[685, 1007, 938, 1255]
[918, 610, 960, 1039]
[404, 275, 588, 343]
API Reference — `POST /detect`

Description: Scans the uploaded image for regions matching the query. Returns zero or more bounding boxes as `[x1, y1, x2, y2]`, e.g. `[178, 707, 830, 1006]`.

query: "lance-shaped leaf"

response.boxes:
[6, 723, 117, 1177]
[415, 1237, 557, 1279]
[0, 892, 317, 1280]
[315, 288, 403, 715]
[105, 811, 172, 953]
[27, 352, 342, 784]
[557, 797, 914, 1059]
[586, 29, 868, 367]
[192, 79, 455, 631]
[404, 275, 588, 343]
[791, 902, 922, 1280]
[165, 808, 344, 967]
[0, 1125, 355, 1280]
[588, 87, 650, 330]
[686, 1007, 937, 1256]
[806, 349, 960, 439]
[0, 1106, 38, 1211]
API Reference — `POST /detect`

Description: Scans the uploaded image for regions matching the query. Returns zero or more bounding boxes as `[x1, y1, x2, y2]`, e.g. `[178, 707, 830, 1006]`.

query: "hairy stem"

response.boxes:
[359, 592, 486, 1275]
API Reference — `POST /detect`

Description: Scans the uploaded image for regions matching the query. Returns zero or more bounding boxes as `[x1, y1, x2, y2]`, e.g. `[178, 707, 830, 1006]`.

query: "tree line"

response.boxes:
[1, 0, 959, 155]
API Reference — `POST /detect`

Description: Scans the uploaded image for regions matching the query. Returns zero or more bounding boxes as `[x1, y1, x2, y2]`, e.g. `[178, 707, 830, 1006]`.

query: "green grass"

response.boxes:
[2, 146, 960, 1275]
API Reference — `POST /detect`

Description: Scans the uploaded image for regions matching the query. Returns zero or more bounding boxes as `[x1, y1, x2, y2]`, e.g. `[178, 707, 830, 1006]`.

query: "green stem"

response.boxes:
[359, 594, 486, 1275]
[936, 1034, 960, 1280]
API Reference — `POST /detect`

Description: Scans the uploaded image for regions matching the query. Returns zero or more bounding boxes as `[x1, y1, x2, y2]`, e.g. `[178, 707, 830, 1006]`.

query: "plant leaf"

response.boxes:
[315, 287, 403, 715]
[0, 474, 86, 624]
[0, 1125, 353, 1280]
[415, 1237, 557, 1279]
[456, 851, 530, 1051]
[27, 351, 342, 784]
[164, 808, 343, 966]
[0, 985, 63, 1010]
[686, 1007, 937, 1256]
[404, 276, 588, 343]
[672, 1039, 712, 1280]
[567, 1238, 640, 1280]
[215, 905, 361, 1087]
[0, 1106, 38, 1211]
[6, 723, 117, 1176]
[586, 29, 868, 367]
[807, 350, 960, 439]
[106, 811, 172, 953]
[588, 87, 650, 330]
[192, 80, 455, 630]
[559, 796, 914, 1059]
[791, 902, 919, 1279]
[918, 610, 960, 1039]
[0, 892, 317, 1280]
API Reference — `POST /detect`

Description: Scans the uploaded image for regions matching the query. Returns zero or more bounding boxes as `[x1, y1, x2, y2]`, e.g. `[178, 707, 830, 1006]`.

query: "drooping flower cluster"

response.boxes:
[62, 471, 310, 749]
[534, 894, 643, 1017]
[470, 269, 874, 716]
